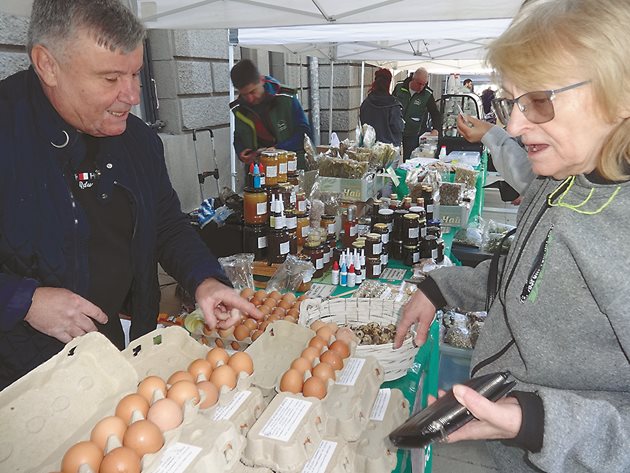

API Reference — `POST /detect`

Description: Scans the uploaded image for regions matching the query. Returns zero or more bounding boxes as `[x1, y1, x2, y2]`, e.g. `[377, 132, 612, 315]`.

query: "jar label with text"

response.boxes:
[408, 227, 419, 239]
[288, 160, 297, 172]
[256, 202, 267, 215]
[279, 162, 287, 174]
[280, 241, 290, 255]
[258, 236, 268, 249]
[266, 165, 278, 178]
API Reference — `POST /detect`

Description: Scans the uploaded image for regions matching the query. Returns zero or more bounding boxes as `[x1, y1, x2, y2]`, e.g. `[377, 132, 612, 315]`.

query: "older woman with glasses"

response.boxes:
[394, 0, 630, 471]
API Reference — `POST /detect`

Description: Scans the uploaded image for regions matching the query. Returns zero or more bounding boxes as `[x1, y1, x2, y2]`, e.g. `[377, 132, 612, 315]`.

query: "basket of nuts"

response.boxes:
[299, 298, 416, 381]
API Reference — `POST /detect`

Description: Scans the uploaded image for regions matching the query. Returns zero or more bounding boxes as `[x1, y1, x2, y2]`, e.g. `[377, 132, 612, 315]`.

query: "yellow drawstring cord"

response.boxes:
[547, 175, 621, 215]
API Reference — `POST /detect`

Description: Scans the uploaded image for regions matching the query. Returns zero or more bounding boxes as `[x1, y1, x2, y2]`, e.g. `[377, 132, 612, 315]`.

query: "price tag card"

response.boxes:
[260, 397, 312, 442]
[212, 390, 252, 421]
[307, 283, 336, 299]
[154, 443, 202, 473]
[301, 440, 338, 473]
[369, 388, 391, 421]
[335, 358, 366, 386]
[380, 268, 408, 281]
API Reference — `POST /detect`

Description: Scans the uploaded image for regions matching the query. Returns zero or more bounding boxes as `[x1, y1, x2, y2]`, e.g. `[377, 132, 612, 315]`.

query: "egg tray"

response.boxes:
[298, 438, 356, 473]
[321, 355, 384, 442]
[246, 320, 315, 399]
[202, 387, 266, 436]
[242, 392, 327, 473]
[353, 388, 410, 473]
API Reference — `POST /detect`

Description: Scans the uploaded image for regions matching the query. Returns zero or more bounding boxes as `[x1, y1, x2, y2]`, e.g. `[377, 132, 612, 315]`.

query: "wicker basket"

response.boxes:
[299, 298, 416, 381]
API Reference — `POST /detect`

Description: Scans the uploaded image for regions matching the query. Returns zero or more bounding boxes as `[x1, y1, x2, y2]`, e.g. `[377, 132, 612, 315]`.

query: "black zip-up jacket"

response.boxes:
[0, 68, 229, 389]
[359, 92, 404, 146]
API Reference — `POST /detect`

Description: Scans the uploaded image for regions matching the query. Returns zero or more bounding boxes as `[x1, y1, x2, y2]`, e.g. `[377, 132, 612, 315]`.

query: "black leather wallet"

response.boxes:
[389, 371, 515, 449]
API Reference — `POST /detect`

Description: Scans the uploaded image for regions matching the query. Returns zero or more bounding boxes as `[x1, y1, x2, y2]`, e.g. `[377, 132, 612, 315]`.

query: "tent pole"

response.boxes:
[360, 61, 365, 103]
[328, 60, 334, 142]
[308, 56, 321, 146]
[228, 37, 237, 191]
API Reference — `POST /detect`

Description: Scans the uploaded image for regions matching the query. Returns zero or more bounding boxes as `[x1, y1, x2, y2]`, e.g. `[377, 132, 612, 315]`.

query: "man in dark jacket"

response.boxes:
[0, 0, 259, 390]
[393, 67, 442, 160]
[359, 68, 403, 146]
[230, 59, 312, 169]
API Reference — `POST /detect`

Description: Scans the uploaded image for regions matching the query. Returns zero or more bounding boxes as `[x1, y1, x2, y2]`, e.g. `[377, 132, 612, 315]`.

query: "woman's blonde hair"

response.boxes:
[487, 0, 630, 180]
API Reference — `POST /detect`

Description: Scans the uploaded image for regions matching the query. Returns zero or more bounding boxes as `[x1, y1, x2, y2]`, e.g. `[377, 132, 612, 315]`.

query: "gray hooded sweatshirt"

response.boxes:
[427, 173, 630, 472]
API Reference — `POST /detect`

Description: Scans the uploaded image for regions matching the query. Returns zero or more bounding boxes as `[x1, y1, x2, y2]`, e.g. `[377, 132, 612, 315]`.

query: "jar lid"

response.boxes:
[373, 223, 388, 232]
[286, 151, 297, 157]
[394, 209, 409, 215]
[366, 232, 381, 240]
[244, 186, 266, 194]
[409, 206, 425, 213]
[378, 208, 394, 216]
[403, 244, 419, 249]
[424, 235, 437, 241]
[404, 213, 419, 220]
[260, 150, 279, 158]
[366, 256, 381, 262]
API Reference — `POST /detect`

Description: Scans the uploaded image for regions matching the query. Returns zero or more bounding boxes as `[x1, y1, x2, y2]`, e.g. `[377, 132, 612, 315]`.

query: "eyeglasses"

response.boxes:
[491, 80, 590, 125]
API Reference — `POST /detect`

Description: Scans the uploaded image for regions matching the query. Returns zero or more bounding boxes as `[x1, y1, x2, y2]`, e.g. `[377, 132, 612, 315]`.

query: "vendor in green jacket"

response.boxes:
[393, 67, 442, 160]
[230, 59, 312, 169]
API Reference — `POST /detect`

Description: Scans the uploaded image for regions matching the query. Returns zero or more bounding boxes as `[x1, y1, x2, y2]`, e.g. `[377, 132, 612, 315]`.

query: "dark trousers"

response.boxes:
[402, 134, 419, 161]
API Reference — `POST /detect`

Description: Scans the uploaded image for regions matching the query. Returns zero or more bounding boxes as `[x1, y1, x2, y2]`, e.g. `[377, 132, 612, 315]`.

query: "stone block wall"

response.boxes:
[0, 13, 29, 80]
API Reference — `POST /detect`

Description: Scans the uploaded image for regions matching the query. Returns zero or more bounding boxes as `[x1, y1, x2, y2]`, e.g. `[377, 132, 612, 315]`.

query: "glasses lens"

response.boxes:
[519, 91, 554, 124]
[492, 98, 513, 125]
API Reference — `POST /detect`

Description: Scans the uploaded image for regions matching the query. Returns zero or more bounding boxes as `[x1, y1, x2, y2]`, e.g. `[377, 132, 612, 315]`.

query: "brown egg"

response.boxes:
[255, 289, 268, 300]
[188, 359, 213, 381]
[228, 351, 254, 375]
[167, 380, 200, 407]
[316, 326, 334, 343]
[287, 308, 300, 318]
[268, 290, 283, 301]
[271, 306, 286, 318]
[329, 340, 351, 359]
[99, 446, 141, 473]
[61, 441, 103, 473]
[302, 376, 327, 399]
[233, 324, 251, 341]
[251, 329, 263, 341]
[290, 357, 312, 374]
[308, 336, 328, 353]
[231, 341, 241, 351]
[240, 287, 255, 300]
[91, 416, 127, 451]
[258, 320, 270, 332]
[267, 314, 280, 322]
[320, 350, 344, 371]
[210, 364, 238, 391]
[215, 338, 225, 348]
[310, 320, 326, 332]
[147, 398, 183, 432]
[335, 327, 356, 344]
[123, 419, 164, 457]
[263, 297, 277, 308]
[312, 362, 336, 383]
[301, 346, 320, 363]
[243, 318, 258, 331]
[279, 369, 304, 393]
[167, 370, 195, 386]
[206, 347, 230, 367]
[197, 380, 220, 409]
[277, 299, 293, 310]
[115, 393, 150, 424]
[137, 376, 166, 404]
[281, 292, 297, 304]
[258, 305, 271, 316]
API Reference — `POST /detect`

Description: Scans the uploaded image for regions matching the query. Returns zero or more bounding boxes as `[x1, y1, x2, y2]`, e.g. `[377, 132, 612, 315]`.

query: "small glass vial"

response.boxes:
[342, 205, 358, 248]
[422, 185, 434, 220]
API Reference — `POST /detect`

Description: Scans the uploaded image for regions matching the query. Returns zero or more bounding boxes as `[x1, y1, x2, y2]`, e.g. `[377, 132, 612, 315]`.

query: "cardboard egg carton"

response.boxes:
[353, 388, 409, 473]
[322, 355, 384, 442]
[299, 439, 356, 473]
[242, 392, 327, 473]
[0, 328, 247, 473]
[202, 386, 266, 436]
[246, 320, 315, 398]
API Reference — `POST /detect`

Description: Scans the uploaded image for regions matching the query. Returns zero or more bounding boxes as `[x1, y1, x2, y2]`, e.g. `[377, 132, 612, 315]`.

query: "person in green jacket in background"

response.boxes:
[393, 67, 442, 160]
[230, 59, 312, 170]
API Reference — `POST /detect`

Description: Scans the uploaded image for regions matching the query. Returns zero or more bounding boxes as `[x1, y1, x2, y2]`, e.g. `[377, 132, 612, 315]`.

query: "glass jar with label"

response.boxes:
[321, 214, 336, 237]
[295, 192, 307, 214]
[371, 199, 382, 217]
[276, 150, 288, 183]
[342, 205, 358, 248]
[392, 209, 408, 241]
[287, 171, 300, 186]
[267, 227, 290, 264]
[295, 212, 309, 248]
[402, 244, 420, 266]
[421, 235, 438, 260]
[375, 208, 394, 233]
[243, 187, 268, 225]
[402, 213, 420, 246]
[422, 185, 434, 220]
[391, 239, 404, 260]
[260, 151, 279, 187]
[285, 209, 298, 254]
[286, 151, 298, 173]
[436, 238, 445, 263]
[243, 224, 268, 261]
[302, 235, 325, 278]
[366, 256, 382, 279]
[409, 206, 427, 237]
[372, 223, 389, 255]
[365, 233, 382, 258]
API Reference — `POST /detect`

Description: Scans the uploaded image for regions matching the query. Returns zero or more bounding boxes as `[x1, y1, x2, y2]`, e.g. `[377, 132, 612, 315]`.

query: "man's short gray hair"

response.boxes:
[27, 0, 145, 61]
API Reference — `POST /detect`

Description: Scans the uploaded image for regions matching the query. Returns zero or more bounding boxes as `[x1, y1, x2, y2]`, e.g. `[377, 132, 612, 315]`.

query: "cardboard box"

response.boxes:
[316, 174, 384, 202]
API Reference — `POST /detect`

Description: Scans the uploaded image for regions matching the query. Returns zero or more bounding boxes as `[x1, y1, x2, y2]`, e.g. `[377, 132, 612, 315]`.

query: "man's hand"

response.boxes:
[456, 115, 492, 143]
[394, 289, 437, 349]
[24, 287, 108, 343]
[238, 148, 258, 164]
[195, 278, 262, 330]
[427, 385, 522, 443]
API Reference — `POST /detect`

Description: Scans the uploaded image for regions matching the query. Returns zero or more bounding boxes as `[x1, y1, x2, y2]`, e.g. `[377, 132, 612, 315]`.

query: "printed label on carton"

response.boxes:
[154, 442, 202, 473]
[212, 390, 252, 420]
[369, 388, 391, 421]
[301, 440, 338, 473]
[260, 397, 313, 442]
[335, 358, 366, 386]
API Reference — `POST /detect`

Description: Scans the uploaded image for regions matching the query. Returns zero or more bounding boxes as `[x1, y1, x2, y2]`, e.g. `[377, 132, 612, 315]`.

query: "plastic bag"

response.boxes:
[481, 220, 516, 254]
[438, 182, 464, 206]
[266, 254, 316, 293]
[453, 164, 479, 190]
[218, 253, 255, 290]
[442, 310, 473, 349]
[304, 134, 318, 170]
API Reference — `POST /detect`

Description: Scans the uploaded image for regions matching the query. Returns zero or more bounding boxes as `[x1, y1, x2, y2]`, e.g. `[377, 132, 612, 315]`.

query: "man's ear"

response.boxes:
[31, 44, 59, 87]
